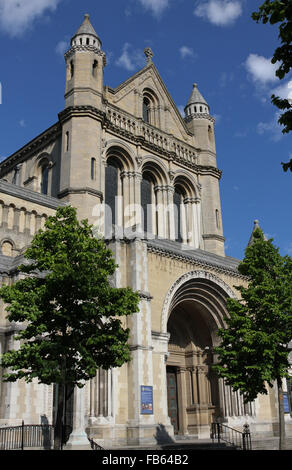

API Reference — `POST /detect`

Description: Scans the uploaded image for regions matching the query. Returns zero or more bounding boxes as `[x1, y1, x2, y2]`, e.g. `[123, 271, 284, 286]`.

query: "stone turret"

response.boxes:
[184, 83, 216, 157]
[184, 83, 224, 256]
[59, 15, 104, 223]
[184, 83, 210, 116]
[64, 14, 106, 109]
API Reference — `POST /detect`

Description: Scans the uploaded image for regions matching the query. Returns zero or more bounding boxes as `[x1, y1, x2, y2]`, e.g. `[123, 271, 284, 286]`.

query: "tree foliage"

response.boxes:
[214, 228, 292, 403]
[252, 1, 292, 172]
[0, 206, 140, 387]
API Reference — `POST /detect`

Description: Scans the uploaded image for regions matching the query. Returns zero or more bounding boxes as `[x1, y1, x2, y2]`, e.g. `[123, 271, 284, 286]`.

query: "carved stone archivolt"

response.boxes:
[161, 270, 237, 333]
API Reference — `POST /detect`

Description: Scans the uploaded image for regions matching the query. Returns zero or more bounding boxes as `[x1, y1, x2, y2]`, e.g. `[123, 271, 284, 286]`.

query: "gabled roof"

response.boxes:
[107, 62, 193, 137]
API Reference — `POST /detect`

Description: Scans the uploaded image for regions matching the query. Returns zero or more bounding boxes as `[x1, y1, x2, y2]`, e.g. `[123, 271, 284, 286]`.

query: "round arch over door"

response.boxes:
[163, 272, 253, 437]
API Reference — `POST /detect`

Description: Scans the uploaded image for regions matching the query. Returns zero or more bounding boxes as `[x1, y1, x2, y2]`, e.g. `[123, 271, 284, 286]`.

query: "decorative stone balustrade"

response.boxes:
[105, 104, 198, 168]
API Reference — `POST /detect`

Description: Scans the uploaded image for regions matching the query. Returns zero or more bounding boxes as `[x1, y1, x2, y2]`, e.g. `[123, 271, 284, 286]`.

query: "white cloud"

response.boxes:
[19, 119, 26, 128]
[245, 54, 278, 85]
[179, 46, 196, 60]
[0, 0, 61, 37]
[194, 0, 242, 26]
[137, 0, 169, 17]
[116, 43, 145, 71]
[55, 40, 68, 56]
[271, 80, 292, 101]
[257, 112, 283, 142]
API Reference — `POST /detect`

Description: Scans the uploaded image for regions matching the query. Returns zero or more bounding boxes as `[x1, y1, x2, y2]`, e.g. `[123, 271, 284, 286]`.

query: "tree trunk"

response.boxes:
[54, 382, 65, 450]
[277, 377, 286, 450]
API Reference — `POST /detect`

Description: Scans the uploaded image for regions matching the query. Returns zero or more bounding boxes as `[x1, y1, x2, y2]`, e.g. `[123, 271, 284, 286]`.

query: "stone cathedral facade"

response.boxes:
[0, 15, 290, 447]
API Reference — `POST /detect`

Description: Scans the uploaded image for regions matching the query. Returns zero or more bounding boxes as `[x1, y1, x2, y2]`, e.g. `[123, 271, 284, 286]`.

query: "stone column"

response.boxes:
[126, 239, 157, 445]
[121, 171, 130, 229]
[12, 208, 21, 233]
[133, 171, 142, 230]
[176, 368, 188, 435]
[65, 386, 90, 449]
[1, 205, 9, 229]
[155, 186, 165, 238]
[191, 367, 199, 404]
[35, 214, 43, 233]
[165, 185, 175, 240]
[24, 210, 31, 235]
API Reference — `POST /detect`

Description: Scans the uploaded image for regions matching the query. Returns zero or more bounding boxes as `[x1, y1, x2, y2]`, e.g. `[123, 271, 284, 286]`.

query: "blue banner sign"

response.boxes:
[283, 392, 290, 413]
[141, 385, 153, 414]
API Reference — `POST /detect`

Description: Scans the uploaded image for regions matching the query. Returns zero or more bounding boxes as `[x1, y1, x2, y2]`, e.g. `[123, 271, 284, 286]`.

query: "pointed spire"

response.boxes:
[184, 83, 210, 116]
[71, 14, 102, 49]
[248, 220, 267, 246]
[187, 83, 208, 107]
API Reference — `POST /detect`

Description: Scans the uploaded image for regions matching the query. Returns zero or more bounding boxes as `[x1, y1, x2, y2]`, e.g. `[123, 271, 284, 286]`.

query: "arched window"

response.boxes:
[142, 88, 159, 126]
[1, 240, 13, 257]
[215, 209, 220, 229]
[92, 60, 98, 78]
[70, 60, 74, 78]
[104, 158, 123, 236]
[91, 158, 96, 180]
[174, 187, 184, 242]
[65, 131, 70, 152]
[141, 174, 154, 234]
[41, 164, 49, 195]
[143, 97, 150, 123]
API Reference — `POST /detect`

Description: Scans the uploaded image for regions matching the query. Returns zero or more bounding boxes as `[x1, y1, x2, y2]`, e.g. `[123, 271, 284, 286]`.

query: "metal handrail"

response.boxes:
[211, 422, 252, 451]
[88, 437, 104, 450]
[0, 421, 54, 450]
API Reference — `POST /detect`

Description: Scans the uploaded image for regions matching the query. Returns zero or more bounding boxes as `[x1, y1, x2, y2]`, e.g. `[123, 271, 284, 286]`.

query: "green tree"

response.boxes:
[214, 228, 292, 450]
[252, 0, 292, 172]
[0, 206, 140, 450]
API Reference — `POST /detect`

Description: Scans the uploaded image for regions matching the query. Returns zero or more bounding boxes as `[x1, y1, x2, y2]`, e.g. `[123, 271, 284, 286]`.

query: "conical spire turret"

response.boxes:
[70, 14, 102, 49]
[248, 220, 267, 246]
[184, 83, 210, 117]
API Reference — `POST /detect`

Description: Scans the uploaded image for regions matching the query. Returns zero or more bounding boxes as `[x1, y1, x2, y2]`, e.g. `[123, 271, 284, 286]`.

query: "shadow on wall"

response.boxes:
[154, 424, 174, 445]
[41, 414, 52, 450]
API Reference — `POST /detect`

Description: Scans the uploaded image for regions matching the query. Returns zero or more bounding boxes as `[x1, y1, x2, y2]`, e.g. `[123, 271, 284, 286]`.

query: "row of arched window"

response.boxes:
[103, 156, 200, 245]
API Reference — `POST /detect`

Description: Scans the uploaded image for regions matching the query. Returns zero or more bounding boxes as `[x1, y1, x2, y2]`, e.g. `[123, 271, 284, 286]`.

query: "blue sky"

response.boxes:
[0, 0, 291, 260]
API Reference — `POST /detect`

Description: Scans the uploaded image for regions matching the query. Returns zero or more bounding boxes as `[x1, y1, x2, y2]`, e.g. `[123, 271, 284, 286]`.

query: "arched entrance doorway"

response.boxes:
[164, 272, 233, 437]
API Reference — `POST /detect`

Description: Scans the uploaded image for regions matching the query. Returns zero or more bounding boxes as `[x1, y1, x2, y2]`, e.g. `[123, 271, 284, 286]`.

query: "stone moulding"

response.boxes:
[0, 180, 67, 210]
[58, 186, 103, 201]
[161, 269, 238, 333]
[0, 124, 61, 176]
[146, 241, 247, 280]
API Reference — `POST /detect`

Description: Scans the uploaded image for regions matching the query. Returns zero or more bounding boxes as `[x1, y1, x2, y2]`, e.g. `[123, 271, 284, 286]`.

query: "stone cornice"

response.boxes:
[65, 45, 106, 66]
[58, 186, 103, 201]
[202, 234, 226, 242]
[0, 180, 67, 210]
[196, 165, 222, 179]
[0, 123, 61, 176]
[58, 105, 104, 124]
[185, 113, 215, 123]
[146, 239, 247, 280]
[0, 103, 222, 182]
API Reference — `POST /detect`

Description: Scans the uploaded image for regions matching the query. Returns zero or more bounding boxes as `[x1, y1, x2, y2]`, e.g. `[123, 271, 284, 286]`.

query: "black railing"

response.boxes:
[0, 421, 54, 450]
[89, 437, 104, 450]
[211, 422, 252, 450]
